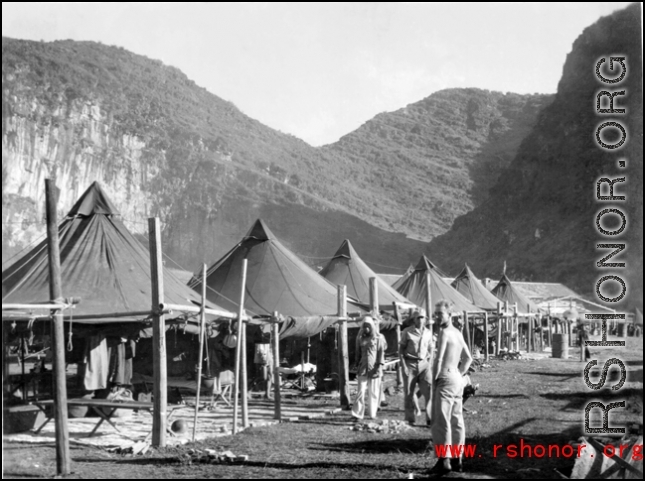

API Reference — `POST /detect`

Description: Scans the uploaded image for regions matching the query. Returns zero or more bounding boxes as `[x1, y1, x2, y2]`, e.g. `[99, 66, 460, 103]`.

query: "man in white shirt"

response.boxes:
[399, 310, 434, 425]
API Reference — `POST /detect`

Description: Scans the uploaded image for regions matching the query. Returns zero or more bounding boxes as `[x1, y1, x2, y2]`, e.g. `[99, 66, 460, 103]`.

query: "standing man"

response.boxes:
[399, 310, 434, 426]
[352, 316, 385, 420]
[430, 300, 472, 474]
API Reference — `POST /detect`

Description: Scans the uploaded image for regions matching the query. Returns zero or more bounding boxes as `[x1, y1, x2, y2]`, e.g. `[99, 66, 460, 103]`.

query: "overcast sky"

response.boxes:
[2, 2, 634, 146]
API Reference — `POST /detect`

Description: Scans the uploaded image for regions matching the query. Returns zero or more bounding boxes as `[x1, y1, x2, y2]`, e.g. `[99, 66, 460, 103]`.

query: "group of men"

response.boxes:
[399, 300, 473, 474]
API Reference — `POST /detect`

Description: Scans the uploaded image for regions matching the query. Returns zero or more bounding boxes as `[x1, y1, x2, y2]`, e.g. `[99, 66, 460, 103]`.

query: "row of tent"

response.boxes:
[2, 182, 543, 340]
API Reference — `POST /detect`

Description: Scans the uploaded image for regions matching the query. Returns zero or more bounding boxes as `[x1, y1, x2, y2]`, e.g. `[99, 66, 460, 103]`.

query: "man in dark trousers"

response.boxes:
[399, 310, 434, 425]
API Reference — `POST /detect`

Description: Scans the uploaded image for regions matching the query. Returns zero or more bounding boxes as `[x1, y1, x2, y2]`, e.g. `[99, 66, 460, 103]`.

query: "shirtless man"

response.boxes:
[429, 300, 473, 474]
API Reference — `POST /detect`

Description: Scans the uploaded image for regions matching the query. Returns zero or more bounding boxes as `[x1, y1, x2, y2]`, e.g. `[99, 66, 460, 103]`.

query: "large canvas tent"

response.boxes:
[2, 182, 227, 325]
[491, 274, 541, 314]
[451, 264, 501, 310]
[190, 220, 363, 338]
[393, 256, 482, 313]
[319, 239, 414, 310]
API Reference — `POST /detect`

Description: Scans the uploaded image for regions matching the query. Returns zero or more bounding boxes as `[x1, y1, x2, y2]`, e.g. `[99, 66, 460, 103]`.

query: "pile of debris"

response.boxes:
[349, 419, 414, 434]
[107, 441, 151, 456]
[180, 448, 248, 465]
[497, 350, 522, 361]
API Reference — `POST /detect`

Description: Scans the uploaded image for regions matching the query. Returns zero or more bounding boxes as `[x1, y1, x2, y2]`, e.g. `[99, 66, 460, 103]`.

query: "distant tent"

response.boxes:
[190, 220, 362, 338]
[451, 264, 501, 310]
[319, 239, 414, 310]
[491, 274, 541, 314]
[393, 256, 482, 313]
[393, 256, 447, 291]
[2, 182, 223, 324]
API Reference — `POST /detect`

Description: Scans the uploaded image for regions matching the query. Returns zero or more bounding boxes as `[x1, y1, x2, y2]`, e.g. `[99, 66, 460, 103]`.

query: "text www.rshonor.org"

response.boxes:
[434, 439, 644, 459]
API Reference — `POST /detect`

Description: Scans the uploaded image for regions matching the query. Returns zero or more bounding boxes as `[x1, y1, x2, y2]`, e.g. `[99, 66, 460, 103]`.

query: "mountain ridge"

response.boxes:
[2, 36, 549, 276]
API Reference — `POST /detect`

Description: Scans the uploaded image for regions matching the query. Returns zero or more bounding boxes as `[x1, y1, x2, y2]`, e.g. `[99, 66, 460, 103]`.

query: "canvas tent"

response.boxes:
[393, 256, 482, 314]
[451, 264, 502, 311]
[2, 182, 227, 325]
[190, 220, 364, 339]
[394, 256, 448, 288]
[319, 239, 414, 310]
[491, 274, 541, 314]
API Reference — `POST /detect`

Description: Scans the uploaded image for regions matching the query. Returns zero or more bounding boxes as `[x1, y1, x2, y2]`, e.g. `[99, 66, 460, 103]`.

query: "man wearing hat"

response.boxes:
[399, 310, 434, 425]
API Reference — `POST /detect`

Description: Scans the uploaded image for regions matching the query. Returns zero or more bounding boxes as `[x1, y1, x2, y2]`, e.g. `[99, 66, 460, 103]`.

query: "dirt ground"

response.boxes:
[3, 336, 642, 479]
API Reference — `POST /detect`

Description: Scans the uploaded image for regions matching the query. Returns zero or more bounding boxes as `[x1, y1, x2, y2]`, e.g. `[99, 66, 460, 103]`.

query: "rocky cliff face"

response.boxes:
[2, 37, 549, 276]
[2, 94, 160, 249]
[427, 3, 643, 308]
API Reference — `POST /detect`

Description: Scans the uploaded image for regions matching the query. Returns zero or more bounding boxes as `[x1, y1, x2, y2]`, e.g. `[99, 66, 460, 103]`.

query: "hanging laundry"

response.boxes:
[84, 334, 108, 391]
[107, 337, 136, 386]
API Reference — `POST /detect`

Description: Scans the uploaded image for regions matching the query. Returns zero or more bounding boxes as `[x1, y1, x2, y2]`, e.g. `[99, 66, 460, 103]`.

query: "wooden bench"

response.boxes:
[132, 372, 234, 409]
[30, 398, 183, 439]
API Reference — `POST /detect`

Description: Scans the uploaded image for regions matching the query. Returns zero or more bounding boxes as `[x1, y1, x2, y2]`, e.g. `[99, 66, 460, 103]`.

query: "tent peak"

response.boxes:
[414, 255, 447, 277]
[334, 239, 358, 259]
[244, 219, 276, 241]
[67, 182, 120, 217]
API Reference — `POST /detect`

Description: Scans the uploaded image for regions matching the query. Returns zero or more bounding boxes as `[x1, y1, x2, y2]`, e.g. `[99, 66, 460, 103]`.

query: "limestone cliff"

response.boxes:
[428, 3, 643, 309]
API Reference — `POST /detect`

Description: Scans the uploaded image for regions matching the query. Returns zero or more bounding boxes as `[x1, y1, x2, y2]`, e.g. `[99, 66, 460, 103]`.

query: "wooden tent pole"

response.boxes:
[239, 259, 249, 429]
[393, 302, 403, 388]
[272, 312, 281, 420]
[337, 285, 350, 408]
[45, 179, 70, 476]
[425, 272, 432, 319]
[369, 277, 378, 315]
[463, 310, 470, 349]
[148, 217, 168, 447]
[484, 312, 489, 361]
[471, 314, 476, 351]
[232, 259, 248, 434]
[192, 264, 207, 443]
[496, 302, 502, 356]
[241, 317, 248, 427]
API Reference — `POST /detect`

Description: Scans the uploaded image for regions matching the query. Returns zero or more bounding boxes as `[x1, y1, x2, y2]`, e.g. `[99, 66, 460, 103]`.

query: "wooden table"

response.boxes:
[30, 398, 183, 439]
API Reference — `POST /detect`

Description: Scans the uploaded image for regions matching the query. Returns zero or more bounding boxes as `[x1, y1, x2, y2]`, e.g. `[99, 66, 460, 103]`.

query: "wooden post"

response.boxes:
[369, 277, 378, 315]
[513, 310, 518, 352]
[192, 264, 207, 443]
[425, 272, 432, 319]
[272, 312, 281, 420]
[484, 312, 489, 361]
[148, 217, 168, 447]
[232, 321, 242, 434]
[393, 302, 403, 388]
[463, 310, 470, 349]
[241, 317, 249, 428]
[300, 351, 306, 391]
[337, 285, 350, 408]
[580, 321, 585, 361]
[45, 179, 70, 475]
[471, 314, 476, 351]
[527, 315, 532, 353]
[233, 258, 248, 434]
[496, 302, 502, 355]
